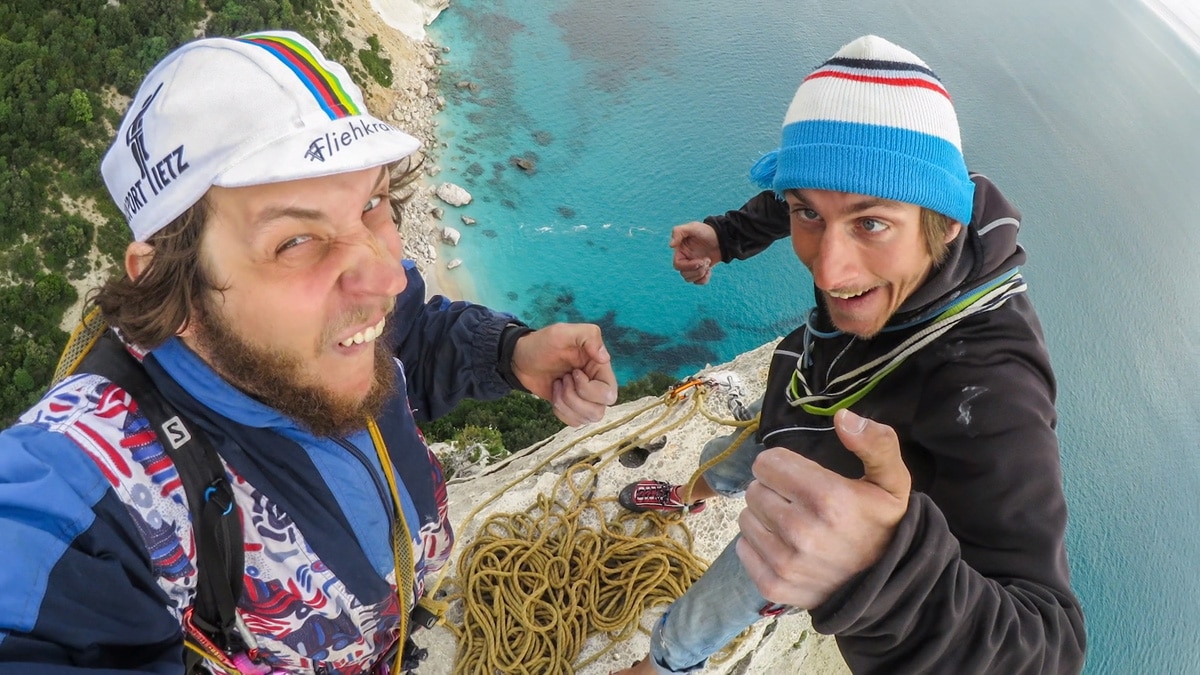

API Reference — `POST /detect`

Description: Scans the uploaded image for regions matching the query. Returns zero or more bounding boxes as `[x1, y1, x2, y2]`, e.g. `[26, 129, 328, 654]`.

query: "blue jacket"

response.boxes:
[0, 263, 516, 674]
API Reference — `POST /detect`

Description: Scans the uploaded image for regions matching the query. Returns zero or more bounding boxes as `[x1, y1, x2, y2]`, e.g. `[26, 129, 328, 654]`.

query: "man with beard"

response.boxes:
[615, 36, 1084, 673]
[0, 32, 617, 673]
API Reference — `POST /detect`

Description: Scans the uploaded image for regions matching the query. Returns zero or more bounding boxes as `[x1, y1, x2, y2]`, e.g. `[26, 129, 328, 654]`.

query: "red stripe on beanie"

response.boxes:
[804, 70, 951, 100]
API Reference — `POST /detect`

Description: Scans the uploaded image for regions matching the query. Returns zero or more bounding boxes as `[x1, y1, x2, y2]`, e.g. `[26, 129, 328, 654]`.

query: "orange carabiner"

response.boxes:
[666, 377, 711, 402]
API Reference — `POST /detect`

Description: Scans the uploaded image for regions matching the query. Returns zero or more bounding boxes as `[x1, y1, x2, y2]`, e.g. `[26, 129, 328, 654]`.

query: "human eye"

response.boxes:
[364, 194, 388, 213]
[364, 192, 399, 233]
[860, 218, 889, 234]
[789, 205, 822, 232]
[275, 234, 313, 254]
[792, 206, 820, 221]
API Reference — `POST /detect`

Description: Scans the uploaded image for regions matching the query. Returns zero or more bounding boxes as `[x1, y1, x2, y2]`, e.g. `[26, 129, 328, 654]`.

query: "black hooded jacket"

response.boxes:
[706, 176, 1086, 673]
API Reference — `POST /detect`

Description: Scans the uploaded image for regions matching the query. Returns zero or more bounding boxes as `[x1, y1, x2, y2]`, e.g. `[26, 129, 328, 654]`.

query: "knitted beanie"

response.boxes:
[750, 35, 975, 224]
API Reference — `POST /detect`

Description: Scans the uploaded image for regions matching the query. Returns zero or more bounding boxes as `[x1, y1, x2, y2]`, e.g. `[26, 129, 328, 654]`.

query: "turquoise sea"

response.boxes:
[424, 0, 1200, 671]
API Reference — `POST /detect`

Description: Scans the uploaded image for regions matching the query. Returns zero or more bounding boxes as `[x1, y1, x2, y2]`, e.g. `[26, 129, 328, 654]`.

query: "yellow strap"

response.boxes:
[51, 306, 107, 385]
[182, 639, 239, 674]
[368, 418, 416, 673]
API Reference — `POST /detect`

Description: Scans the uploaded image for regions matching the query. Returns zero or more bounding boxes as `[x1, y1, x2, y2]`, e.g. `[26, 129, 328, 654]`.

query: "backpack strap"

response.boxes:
[77, 332, 245, 668]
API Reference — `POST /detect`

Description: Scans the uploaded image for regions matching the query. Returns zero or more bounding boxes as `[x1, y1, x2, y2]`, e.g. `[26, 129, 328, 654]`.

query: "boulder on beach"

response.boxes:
[447, 258, 463, 270]
[436, 182, 472, 206]
[442, 226, 461, 246]
[461, 215, 476, 226]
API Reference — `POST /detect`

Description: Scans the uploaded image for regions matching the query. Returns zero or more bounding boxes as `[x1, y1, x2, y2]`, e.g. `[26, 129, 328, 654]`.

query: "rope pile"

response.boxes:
[437, 384, 758, 674]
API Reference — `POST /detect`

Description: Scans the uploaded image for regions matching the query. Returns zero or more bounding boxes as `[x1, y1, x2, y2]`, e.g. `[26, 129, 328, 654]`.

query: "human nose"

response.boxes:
[339, 226, 407, 298]
[810, 225, 859, 291]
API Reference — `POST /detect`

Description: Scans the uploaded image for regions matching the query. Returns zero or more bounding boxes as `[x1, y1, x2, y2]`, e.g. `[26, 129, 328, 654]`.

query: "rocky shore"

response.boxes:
[334, 0, 471, 300]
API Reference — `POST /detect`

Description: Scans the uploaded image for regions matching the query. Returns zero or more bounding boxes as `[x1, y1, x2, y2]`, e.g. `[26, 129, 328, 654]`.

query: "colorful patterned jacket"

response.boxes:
[0, 263, 518, 674]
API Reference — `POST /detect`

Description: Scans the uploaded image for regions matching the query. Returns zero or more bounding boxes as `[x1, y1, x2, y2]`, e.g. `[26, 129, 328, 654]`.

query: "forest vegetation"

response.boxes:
[0, 0, 373, 425]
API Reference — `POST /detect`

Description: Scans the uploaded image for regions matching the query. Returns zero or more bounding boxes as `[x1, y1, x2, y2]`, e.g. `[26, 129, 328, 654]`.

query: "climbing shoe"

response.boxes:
[618, 480, 707, 514]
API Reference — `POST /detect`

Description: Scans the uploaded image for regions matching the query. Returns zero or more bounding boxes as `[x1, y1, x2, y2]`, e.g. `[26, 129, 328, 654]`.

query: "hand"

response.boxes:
[735, 409, 911, 609]
[510, 323, 619, 426]
[669, 221, 721, 285]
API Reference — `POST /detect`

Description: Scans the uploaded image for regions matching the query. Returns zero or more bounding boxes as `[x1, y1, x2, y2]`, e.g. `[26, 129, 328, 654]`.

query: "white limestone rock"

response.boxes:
[414, 341, 849, 675]
[435, 182, 472, 207]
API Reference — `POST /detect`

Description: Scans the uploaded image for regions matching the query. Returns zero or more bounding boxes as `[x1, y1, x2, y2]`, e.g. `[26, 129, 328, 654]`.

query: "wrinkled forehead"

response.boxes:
[201, 165, 392, 242]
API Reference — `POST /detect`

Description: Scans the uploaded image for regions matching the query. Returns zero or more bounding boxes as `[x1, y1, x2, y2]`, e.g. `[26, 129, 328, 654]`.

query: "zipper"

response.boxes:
[333, 436, 396, 535]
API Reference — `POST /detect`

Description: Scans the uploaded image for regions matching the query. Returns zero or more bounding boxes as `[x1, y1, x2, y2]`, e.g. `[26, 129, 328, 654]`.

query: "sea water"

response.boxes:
[423, 0, 1200, 670]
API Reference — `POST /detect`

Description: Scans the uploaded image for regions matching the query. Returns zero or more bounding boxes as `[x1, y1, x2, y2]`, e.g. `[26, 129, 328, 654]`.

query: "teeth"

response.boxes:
[829, 289, 869, 300]
[339, 316, 387, 347]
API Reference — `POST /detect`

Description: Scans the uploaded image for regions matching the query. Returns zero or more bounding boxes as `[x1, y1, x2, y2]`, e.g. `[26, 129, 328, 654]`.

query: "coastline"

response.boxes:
[335, 0, 475, 303]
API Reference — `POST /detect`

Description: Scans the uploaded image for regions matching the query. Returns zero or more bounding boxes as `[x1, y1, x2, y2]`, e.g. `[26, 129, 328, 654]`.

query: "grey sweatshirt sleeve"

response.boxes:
[703, 190, 791, 263]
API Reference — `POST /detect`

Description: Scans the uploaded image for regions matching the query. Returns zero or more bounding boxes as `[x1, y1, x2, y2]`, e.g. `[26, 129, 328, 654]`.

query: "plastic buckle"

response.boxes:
[411, 604, 440, 630]
[400, 640, 428, 672]
[203, 479, 235, 516]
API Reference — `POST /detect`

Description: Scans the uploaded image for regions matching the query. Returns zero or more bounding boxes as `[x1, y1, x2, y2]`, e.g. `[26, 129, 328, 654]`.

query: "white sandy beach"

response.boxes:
[368, 0, 446, 41]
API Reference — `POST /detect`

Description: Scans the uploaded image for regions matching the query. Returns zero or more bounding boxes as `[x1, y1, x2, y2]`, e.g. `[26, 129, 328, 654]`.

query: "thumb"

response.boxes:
[834, 409, 911, 500]
[584, 334, 612, 364]
[669, 226, 686, 249]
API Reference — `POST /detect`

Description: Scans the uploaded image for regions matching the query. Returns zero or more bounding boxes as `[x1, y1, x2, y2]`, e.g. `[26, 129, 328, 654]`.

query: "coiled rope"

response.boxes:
[433, 383, 758, 674]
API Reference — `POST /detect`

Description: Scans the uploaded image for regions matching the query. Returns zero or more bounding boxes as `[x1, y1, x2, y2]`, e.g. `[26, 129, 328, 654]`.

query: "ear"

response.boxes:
[124, 241, 154, 281]
[943, 221, 963, 244]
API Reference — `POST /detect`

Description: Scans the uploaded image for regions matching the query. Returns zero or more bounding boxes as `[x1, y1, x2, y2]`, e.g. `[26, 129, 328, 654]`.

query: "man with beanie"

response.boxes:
[615, 36, 1085, 673]
[0, 31, 618, 673]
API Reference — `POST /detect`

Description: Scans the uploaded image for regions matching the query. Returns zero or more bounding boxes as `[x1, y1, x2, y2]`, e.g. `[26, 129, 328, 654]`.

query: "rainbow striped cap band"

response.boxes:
[238, 34, 362, 120]
[102, 31, 421, 241]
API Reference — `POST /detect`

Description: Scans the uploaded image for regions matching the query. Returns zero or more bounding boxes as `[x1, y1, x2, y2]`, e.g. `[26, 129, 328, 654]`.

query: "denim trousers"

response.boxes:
[648, 398, 787, 673]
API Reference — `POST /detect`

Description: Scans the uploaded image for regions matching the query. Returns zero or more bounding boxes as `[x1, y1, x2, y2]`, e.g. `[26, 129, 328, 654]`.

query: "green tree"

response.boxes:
[12, 368, 35, 394]
[454, 425, 507, 463]
[34, 272, 77, 309]
[616, 371, 676, 403]
[68, 88, 92, 125]
[41, 217, 90, 272]
[358, 36, 392, 87]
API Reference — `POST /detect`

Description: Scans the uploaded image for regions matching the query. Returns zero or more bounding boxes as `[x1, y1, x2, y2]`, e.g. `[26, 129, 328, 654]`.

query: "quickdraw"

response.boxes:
[665, 376, 716, 402]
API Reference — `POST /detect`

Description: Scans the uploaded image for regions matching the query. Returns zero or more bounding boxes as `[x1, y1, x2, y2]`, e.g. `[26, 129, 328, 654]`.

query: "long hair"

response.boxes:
[91, 197, 217, 349]
[921, 208, 957, 264]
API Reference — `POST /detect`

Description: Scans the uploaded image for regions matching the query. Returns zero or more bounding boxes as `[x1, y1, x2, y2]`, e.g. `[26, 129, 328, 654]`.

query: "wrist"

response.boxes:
[496, 322, 534, 393]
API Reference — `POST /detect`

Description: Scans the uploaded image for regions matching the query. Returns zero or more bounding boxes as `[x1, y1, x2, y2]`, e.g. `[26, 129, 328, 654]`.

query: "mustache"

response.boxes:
[320, 300, 396, 346]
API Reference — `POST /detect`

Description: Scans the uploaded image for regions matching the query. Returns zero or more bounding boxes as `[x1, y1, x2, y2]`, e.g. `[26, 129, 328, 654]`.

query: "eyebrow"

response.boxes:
[250, 167, 391, 233]
[253, 205, 325, 228]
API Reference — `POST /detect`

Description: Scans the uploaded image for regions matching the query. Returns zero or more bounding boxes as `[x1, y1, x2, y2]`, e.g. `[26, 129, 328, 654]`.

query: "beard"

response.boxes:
[190, 305, 396, 438]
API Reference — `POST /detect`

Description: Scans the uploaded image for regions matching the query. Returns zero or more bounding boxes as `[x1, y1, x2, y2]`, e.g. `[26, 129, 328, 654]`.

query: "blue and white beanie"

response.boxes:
[750, 35, 975, 224]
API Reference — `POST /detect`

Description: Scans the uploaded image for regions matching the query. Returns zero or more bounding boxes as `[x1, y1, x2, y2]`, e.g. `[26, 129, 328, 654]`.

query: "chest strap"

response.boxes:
[78, 332, 245, 671]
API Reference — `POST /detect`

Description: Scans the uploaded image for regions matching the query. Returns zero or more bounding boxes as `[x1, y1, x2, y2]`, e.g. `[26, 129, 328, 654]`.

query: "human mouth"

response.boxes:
[337, 315, 387, 348]
[826, 287, 875, 301]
